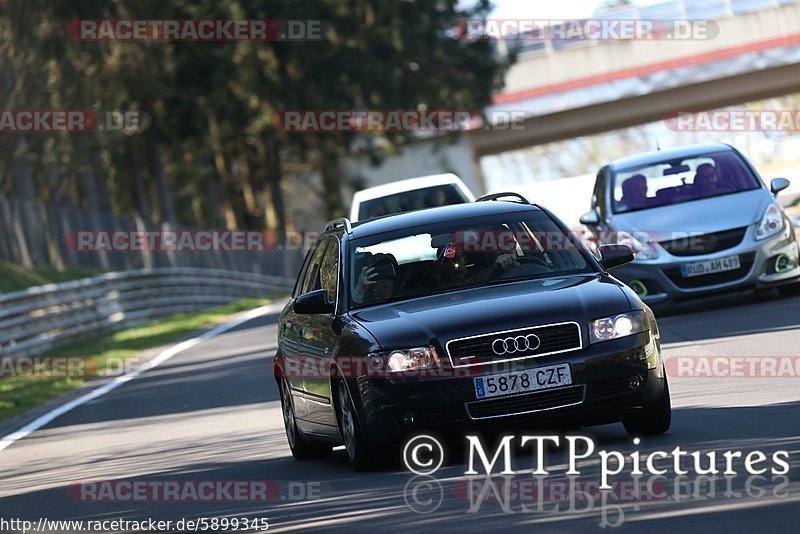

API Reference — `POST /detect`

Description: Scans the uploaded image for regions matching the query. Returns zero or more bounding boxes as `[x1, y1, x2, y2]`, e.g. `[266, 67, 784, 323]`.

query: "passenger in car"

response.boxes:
[367, 201, 390, 219]
[424, 188, 449, 208]
[619, 174, 649, 211]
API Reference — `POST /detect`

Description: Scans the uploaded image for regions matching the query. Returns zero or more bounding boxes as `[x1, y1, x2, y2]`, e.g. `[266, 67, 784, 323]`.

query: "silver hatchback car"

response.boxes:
[580, 143, 800, 305]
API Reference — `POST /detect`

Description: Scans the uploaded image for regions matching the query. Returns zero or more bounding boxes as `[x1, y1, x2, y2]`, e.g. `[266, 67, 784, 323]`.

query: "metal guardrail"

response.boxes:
[0, 268, 294, 357]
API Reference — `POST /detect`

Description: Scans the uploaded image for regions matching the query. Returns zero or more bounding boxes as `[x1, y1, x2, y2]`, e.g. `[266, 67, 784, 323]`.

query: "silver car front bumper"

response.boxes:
[611, 221, 800, 304]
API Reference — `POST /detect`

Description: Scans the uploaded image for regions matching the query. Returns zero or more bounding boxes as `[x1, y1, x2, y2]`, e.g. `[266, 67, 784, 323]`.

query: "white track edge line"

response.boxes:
[0, 301, 284, 453]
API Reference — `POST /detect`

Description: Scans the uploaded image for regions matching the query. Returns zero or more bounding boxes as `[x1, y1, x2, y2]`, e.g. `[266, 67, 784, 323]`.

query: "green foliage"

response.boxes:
[0, 0, 509, 228]
[0, 260, 103, 293]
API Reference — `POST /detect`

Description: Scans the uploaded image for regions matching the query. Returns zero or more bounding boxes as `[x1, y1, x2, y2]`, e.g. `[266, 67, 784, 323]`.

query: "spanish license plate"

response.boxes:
[474, 363, 572, 399]
[680, 255, 741, 278]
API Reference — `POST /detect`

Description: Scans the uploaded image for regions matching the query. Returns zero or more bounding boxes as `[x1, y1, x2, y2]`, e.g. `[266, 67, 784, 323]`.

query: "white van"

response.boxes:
[349, 173, 475, 222]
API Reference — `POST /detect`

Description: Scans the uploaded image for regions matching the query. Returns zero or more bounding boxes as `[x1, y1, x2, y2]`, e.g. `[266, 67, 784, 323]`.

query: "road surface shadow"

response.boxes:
[2, 402, 800, 532]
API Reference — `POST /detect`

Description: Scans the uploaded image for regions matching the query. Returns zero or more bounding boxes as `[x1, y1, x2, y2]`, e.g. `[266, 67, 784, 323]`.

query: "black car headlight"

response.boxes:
[368, 346, 442, 374]
[590, 311, 647, 344]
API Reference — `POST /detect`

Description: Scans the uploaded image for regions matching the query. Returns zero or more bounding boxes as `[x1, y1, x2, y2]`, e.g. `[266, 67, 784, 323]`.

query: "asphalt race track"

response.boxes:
[1, 291, 800, 532]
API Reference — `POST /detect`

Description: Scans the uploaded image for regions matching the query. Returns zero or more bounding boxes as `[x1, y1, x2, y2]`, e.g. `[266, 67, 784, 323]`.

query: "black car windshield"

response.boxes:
[348, 211, 594, 307]
[358, 184, 468, 220]
[611, 150, 761, 214]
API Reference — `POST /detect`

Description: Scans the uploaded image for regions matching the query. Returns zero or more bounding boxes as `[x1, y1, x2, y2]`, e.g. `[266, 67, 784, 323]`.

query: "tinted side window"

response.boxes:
[293, 247, 315, 297]
[592, 171, 606, 217]
[299, 240, 329, 295]
[318, 239, 340, 304]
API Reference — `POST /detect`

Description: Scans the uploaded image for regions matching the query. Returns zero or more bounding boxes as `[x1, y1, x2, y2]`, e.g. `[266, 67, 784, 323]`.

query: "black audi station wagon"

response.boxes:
[274, 194, 670, 470]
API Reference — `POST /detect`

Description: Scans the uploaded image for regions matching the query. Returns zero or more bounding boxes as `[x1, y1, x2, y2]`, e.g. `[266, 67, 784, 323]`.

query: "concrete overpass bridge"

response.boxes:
[469, 0, 800, 156]
[340, 0, 800, 230]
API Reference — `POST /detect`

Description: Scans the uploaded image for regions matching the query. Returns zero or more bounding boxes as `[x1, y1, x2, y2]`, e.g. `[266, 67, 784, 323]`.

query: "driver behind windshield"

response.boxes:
[435, 229, 519, 285]
[353, 253, 398, 304]
[693, 163, 732, 195]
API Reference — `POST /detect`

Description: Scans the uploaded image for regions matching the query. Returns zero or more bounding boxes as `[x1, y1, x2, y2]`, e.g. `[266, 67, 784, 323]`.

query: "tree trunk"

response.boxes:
[265, 132, 287, 239]
[127, 136, 151, 223]
[148, 137, 177, 226]
[10, 135, 35, 200]
[318, 138, 344, 220]
[91, 147, 112, 213]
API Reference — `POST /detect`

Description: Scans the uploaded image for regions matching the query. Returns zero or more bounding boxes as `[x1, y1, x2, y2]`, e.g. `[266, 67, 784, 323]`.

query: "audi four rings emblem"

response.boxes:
[491, 334, 541, 355]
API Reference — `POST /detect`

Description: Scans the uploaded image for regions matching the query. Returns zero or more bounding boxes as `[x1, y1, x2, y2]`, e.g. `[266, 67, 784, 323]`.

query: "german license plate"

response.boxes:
[474, 363, 572, 399]
[680, 255, 740, 278]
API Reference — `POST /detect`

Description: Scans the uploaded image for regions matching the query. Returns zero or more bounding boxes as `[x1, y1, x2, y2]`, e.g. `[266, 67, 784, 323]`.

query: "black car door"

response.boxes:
[282, 238, 329, 421]
[293, 236, 339, 434]
[298, 236, 341, 429]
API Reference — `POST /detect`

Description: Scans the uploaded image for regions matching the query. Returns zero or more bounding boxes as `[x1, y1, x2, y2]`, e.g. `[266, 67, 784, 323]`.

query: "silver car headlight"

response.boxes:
[590, 311, 647, 343]
[631, 240, 660, 261]
[755, 203, 784, 240]
[369, 346, 442, 373]
[617, 231, 660, 261]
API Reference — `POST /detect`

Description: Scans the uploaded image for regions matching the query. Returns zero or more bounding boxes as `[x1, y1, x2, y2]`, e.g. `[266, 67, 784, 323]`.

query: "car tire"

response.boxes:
[280, 379, 332, 460]
[623, 377, 671, 437]
[777, 283, 800, 298]
[336, 381, 379, 471]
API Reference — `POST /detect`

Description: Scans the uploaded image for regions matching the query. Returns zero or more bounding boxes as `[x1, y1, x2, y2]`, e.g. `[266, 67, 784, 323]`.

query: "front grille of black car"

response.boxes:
[446, 322, 582, 367]
[662, 252, 756, 289]
[465, 385, 585, 420]
[659, 227, 747, 257]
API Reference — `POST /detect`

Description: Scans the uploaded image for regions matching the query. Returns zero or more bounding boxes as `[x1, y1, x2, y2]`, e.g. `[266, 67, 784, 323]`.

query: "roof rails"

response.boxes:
[324, 217, 353, 234]
[475, 192, 532, 205]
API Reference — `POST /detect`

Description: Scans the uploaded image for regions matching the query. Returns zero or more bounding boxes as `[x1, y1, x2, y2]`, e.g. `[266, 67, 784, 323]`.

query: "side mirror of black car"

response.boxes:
[579, 210, 600, 226]
[294, 289, 334, 315]
[771, 178, 790, 196]
[599, 244, 635, 270]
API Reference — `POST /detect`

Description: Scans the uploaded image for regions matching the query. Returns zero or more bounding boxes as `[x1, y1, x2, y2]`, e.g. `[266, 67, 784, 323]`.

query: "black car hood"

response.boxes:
[350, 274, 631, 350]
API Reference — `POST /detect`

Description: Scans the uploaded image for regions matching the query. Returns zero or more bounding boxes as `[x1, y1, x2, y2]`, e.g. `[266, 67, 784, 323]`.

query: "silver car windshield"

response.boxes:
[348, 212, 594, 308]
[611, 151, 761, 214]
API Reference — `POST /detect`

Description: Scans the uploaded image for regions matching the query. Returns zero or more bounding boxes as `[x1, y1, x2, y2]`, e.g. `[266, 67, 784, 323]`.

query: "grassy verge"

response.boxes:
[0, 297, 271, 422]
[0, 260, 103, 294]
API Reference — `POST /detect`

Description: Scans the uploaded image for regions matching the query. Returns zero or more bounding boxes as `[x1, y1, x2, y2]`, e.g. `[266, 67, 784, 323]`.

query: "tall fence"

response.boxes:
[0, 268, 293, 357]
[0, 195, 305, 278]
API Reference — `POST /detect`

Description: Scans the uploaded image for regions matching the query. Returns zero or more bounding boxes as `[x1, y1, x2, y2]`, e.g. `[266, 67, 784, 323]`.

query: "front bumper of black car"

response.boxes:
[349, 330, 666, 446]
